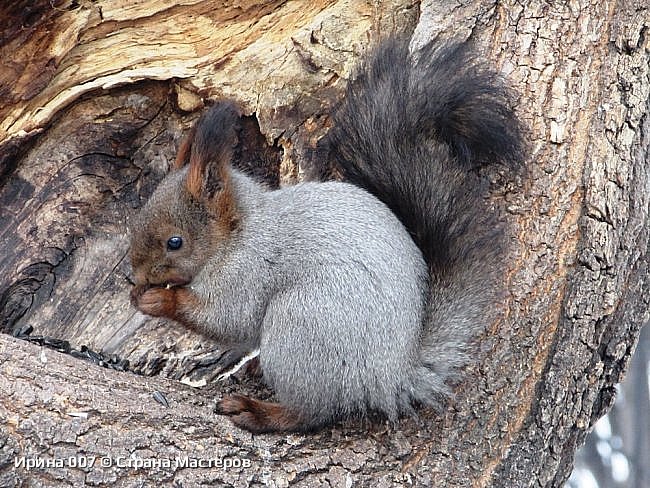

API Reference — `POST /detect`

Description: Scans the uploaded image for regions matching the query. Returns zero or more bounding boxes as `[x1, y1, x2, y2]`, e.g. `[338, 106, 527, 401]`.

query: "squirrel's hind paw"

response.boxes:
[216, 395, 304, 433]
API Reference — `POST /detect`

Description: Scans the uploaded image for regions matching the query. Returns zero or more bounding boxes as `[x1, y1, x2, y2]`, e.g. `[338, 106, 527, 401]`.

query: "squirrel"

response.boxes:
[129, 37, 524, 433]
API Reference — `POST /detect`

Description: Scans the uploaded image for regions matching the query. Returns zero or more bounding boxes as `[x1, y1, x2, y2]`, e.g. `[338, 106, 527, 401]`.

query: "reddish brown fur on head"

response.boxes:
[129, 101, 244, 297]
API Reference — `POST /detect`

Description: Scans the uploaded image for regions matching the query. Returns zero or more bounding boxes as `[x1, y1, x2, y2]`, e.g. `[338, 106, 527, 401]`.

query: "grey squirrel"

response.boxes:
[129, 38, 524, 433]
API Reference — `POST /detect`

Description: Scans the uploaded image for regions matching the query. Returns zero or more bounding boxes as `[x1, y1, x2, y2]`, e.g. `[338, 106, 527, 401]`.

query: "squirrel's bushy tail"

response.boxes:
[320, 38, 525, 405]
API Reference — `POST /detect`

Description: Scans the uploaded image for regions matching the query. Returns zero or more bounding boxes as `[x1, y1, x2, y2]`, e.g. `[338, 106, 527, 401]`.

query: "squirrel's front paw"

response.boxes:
[133, 286, 178, 318]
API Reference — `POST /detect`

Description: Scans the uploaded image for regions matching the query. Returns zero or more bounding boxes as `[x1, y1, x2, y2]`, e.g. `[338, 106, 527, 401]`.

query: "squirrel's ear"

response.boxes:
[183, 103, 241, 229]
[185, 139, 236, 202]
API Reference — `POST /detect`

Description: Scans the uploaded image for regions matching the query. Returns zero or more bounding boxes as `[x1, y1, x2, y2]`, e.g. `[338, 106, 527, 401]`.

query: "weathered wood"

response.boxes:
[1, 335, 447, 487]
[0, 0, 648, 487]
[1, 0, 417, 151]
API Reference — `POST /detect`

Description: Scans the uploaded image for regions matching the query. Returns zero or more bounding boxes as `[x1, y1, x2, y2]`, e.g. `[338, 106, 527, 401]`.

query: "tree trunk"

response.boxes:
[1, 1, 648, 487]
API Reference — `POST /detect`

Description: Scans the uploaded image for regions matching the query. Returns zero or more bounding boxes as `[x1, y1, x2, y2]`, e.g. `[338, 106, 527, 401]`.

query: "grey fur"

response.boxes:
[129, 37, 523, 430]
[185, 171, 428, 424]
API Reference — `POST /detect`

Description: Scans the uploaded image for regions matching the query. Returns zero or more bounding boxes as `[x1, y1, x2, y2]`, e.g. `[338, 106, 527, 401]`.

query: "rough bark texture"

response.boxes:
[0, 1, 648, 487]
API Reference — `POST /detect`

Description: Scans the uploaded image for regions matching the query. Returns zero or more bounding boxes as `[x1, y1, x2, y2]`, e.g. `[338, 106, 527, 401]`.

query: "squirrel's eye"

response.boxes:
[167, 236, 183, 251]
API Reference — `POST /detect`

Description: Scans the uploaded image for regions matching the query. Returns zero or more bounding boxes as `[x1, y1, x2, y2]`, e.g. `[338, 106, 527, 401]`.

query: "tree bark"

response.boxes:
[0, 1, 648, 487]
